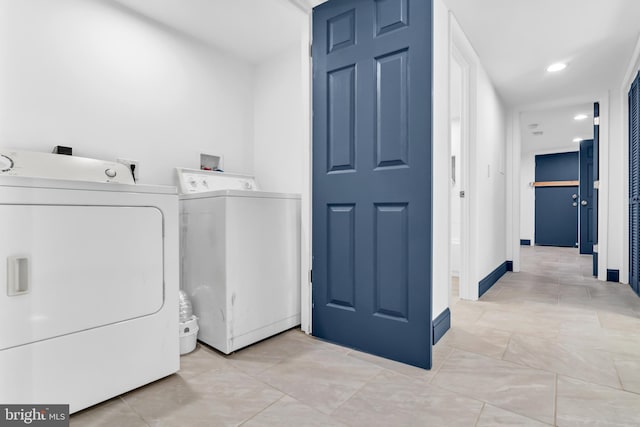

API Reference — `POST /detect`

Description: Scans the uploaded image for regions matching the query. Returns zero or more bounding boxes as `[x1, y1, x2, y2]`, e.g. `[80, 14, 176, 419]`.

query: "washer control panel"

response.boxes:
[176, 168, 258, 194]
[0, 149, 135, 184]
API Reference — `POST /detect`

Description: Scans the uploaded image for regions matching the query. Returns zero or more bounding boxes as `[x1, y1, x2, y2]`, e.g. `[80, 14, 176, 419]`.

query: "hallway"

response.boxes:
[71, 246, 640, 426]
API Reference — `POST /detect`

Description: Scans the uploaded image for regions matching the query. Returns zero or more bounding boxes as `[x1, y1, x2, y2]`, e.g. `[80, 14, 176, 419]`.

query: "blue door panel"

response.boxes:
[580, 139, 594, 254]
[535, 152, 578, 247]
[535, 187, 578, 247]
[593, 103, 600, 275]
[312, 0, 433, 368]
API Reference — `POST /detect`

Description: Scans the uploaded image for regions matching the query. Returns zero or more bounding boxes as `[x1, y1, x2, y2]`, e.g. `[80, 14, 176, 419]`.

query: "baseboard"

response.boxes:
[506, 261, 513, 272]
[432, 308, 451, 345]
[479, 261, 508, 297]
[520, 239, 531, 246]
[607, 269, 620, 282]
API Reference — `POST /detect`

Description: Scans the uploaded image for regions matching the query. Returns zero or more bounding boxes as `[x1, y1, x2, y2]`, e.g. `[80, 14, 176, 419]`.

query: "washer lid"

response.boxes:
[176, 168, 258, 194]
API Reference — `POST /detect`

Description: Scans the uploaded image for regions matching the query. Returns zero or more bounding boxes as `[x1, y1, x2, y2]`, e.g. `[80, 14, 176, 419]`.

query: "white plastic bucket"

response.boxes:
[179, 316, 199, 355]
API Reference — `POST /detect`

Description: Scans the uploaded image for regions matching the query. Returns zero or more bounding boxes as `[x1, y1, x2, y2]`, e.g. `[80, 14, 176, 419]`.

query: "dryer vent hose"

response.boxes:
[178, 290, 194, 323]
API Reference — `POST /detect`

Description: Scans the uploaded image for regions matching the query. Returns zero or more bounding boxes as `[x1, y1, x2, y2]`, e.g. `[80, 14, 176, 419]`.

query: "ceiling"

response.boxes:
[443, 0, 640, 108]
[113, 0, 305, 64]
[112, 0, 639, 152]
[520, 104, 594, 154]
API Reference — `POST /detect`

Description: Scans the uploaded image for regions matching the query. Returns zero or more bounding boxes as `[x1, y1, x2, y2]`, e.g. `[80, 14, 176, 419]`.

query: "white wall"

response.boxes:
[0, 0, 255, 186]
[435, 2, 508, 308]
[474, 65, 507, 281]
[253, 45, 303, 193]
[432, 0, 450, 317]
[608, 90, 624, 274]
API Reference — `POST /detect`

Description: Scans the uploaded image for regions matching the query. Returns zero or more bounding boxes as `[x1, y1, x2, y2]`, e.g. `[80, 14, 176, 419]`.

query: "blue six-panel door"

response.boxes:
[579, 139, 594, 255]
[535, 152, 579, 247]
[312, 0, 433, 368]
[593, 103, 600, 276]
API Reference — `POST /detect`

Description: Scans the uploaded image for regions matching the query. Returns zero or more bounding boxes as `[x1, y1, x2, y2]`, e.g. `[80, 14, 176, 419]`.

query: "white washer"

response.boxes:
[0, 149, 179, 413]
[177, 168, 301, 354]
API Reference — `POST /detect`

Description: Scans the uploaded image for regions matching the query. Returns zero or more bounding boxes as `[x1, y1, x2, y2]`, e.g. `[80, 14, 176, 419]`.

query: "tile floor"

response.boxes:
[71, 246, 640, 426]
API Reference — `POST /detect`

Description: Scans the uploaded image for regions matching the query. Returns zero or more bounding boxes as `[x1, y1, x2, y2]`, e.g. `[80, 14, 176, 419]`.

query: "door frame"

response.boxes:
[509, 93, 610, 282]
[449, 13, 478, 300]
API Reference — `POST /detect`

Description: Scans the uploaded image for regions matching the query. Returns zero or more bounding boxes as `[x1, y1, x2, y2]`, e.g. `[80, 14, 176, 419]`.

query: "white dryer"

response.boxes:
[0, 149, 179, 413]
[177, 168, 300, 354]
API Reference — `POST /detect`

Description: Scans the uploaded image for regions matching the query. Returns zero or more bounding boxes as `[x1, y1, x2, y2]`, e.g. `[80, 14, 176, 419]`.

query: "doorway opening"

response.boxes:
[449, 43, 472, 302]
[518, 103, 597, 277]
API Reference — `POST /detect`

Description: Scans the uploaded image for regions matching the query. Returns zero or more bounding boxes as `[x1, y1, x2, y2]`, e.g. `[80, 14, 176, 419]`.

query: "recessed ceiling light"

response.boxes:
[547, 63, 567, 73]
[528, 123, 539, 129]
[532, 131, 544, 136]
[574, 114, 588, 121]
[573, 137, 583, 142]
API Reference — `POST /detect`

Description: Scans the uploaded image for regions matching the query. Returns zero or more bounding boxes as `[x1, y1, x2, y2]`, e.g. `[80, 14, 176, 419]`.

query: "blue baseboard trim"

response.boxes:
[432, 308, 451, 345]
[506, 261, 513, 272]
[479, 261, 508, 297]
[593, 252, 598, 277]
[520, 239, 531, 246]
[607, 269, 619, 282]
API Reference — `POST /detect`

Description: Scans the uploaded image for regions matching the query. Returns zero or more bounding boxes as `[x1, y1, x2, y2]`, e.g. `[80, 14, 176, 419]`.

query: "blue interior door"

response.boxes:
[593, 103, 599, 275]
[312, 0, 433, 368]
[629, 73, 640, 296]
[579, 139, 594, 254]
[535, 152, 579, 247]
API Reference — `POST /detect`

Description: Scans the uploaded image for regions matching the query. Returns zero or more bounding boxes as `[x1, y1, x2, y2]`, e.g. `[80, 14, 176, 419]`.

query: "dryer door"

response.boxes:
[0, 205, 164, 350]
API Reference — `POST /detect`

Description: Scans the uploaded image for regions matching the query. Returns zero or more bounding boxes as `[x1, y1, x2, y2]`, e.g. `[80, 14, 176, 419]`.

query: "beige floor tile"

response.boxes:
[255, 348, 382, 415]
[123, 367, 283, 426]
[346, 349, 432, 380]
[613, 354, 640, 394]
[597, 311, 640, 333]
[503, 334, 621, 389]
[556, 376, 640, 426]
[332, 369, 484, 427]
[438, 324, 511, 359]
[178, 343, 230, 377]
[70, 398, 148, 427]
[225, 330, 317, 376]
[432, 350, 556, 424]
[241, 396, 347, 427]
[476, 404, 551, 426]
[72, 246, 640, 426]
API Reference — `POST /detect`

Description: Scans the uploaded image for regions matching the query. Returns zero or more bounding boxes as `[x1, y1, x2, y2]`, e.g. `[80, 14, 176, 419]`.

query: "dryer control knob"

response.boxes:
[105, 168, 117, 178]
[0, 154, 14, 172]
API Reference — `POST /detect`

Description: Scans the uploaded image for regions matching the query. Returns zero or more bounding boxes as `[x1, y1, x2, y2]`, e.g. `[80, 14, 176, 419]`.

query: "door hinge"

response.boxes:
[594, 180, 600, 189]
[309, 269, 312, 283]
[309, 44, 312, 57]
[594, 117, 600, 126]
[459, 190, 465, 198]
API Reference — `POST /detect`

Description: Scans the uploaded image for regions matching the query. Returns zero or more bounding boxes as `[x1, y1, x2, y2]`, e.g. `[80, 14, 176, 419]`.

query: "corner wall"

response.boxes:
[0, 0, 255, 186]
[434, 1, 508, 308]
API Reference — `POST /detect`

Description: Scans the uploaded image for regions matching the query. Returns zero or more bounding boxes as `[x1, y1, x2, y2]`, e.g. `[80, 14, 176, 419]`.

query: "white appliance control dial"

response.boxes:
[0, 154, 14, 172]
[105, 168, 117, 178]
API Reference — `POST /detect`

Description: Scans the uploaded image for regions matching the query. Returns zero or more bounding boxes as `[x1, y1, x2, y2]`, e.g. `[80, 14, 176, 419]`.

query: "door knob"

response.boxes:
[581, 200, 588, 206]
[572, 202, 578, 207]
